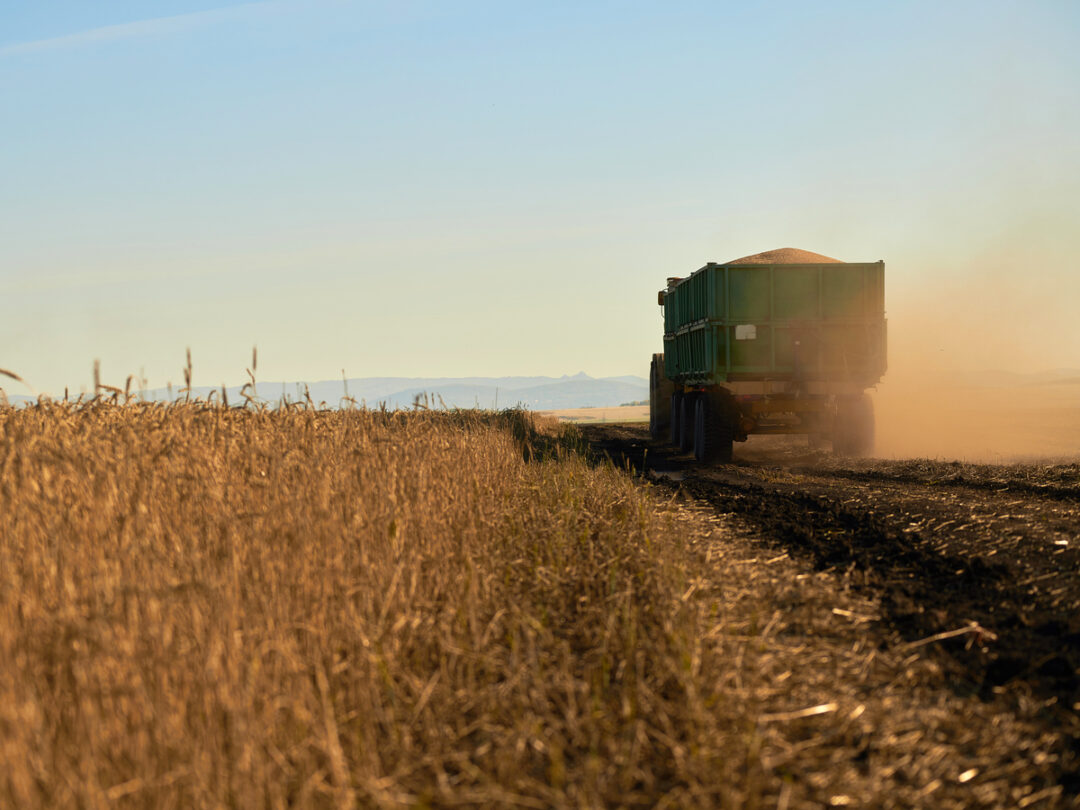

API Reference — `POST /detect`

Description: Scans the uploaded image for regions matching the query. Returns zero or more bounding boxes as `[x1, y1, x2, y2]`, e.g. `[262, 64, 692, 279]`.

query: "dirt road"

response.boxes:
[583, 424, 1080, 794]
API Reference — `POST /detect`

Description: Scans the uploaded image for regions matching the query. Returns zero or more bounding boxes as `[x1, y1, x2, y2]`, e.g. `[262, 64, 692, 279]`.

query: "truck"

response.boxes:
[649, 248, 886, 462]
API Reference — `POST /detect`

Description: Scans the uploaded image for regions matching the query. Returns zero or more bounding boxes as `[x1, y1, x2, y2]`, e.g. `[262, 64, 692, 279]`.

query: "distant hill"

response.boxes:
[3, 373, 650, 411]
[12, 368, 1077, 410]
[282, 373, 649, 410]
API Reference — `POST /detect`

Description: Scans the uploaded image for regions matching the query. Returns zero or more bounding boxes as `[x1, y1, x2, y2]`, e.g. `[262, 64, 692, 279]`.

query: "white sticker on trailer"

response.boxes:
[735, 324, 757, 340]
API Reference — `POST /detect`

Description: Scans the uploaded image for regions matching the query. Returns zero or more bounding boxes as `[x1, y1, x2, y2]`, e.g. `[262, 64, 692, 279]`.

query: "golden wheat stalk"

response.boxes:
[0, 367, 38, 397]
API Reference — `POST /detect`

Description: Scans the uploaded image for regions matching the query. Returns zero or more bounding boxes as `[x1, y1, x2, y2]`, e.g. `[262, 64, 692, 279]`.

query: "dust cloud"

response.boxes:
[861, 252, 1080, 462]
[870, 331, 1080, 463]
[871, 374, 1080, 462]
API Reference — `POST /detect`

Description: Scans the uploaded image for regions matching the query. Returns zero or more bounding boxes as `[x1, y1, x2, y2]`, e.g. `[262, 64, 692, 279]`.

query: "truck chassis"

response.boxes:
[649, 353, 873, 462]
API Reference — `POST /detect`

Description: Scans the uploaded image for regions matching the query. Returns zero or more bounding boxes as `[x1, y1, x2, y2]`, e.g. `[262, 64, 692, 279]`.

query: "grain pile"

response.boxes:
[726, 247, 842, 264]
[0, 401, 1066, 807]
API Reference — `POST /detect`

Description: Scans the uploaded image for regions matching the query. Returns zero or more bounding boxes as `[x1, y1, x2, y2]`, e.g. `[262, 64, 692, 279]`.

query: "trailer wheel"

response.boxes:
[669, 391, 682, 446]
[678, 392, 695, 453]
[833, 394, 875, 457]
[649, 354, 673, 440]
[695, 394, 734, 463]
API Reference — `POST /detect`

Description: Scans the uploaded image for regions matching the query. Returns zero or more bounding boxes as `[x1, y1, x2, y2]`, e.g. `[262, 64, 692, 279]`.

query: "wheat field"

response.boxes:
[0, 402, 1061, 808]
[0, 404, 728, 807]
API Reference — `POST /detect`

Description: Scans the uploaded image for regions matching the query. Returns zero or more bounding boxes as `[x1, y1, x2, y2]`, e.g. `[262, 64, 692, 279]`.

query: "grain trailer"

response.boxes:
[650, 248, 886, 462]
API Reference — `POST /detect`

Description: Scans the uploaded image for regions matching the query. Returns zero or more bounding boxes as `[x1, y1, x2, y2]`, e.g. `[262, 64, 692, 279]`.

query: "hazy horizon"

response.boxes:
[3, 1, 1079, 395]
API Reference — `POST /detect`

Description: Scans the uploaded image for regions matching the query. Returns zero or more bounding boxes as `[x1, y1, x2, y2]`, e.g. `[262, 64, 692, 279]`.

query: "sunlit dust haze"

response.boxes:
[871, 240, 1080, 461]
[2, 1, 1079, 460]
[871, 324, 1080, 463]
[872, 372, 1080, 463]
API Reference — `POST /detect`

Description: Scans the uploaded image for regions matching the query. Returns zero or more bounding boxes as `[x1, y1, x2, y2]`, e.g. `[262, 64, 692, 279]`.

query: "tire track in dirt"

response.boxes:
[582, 424, 1080, 792]
[792, 463, 1080, 504]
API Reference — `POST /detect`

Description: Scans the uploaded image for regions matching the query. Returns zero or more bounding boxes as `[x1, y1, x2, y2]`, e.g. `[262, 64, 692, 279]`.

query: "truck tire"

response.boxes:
[833, 394, 875, 456]
[678, 392, 695, 452]
[669, 391, 682, 446]
[649, 354, 673, 440]
[694, 394, 734, 463]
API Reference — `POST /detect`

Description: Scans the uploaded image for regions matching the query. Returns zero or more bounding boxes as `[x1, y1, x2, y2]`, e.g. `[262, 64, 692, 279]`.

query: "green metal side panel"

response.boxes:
[661, 261, 886, 386]
[728, 269, 770, 321]
[773, 268, 818, 320]
[663, 336, 677, 378]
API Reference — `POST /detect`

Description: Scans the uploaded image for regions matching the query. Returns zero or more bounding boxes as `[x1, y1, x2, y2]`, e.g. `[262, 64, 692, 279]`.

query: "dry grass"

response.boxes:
[0, 402, 1066, 807]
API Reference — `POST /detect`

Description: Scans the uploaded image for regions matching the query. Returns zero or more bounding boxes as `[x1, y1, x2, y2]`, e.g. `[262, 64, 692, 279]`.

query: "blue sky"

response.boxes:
[2, 0, 1079, 394]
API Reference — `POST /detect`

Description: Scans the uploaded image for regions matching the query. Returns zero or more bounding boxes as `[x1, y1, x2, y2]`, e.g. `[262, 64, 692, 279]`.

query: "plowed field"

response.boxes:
[583, 424, 1080, 800]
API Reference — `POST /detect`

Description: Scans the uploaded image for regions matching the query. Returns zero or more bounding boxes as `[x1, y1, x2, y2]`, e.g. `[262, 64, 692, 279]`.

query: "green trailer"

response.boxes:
[649, 248, 886, 462]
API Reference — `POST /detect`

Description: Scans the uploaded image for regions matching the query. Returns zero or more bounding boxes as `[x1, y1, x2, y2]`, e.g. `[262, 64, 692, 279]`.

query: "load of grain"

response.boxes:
[726, 247, 842, 264]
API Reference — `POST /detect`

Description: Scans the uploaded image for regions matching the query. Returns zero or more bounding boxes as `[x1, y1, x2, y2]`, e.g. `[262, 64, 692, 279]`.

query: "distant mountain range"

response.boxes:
[7, 368, 1080, 410]
[279, 372, 649, 410]
[2, 373, 650, 411]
